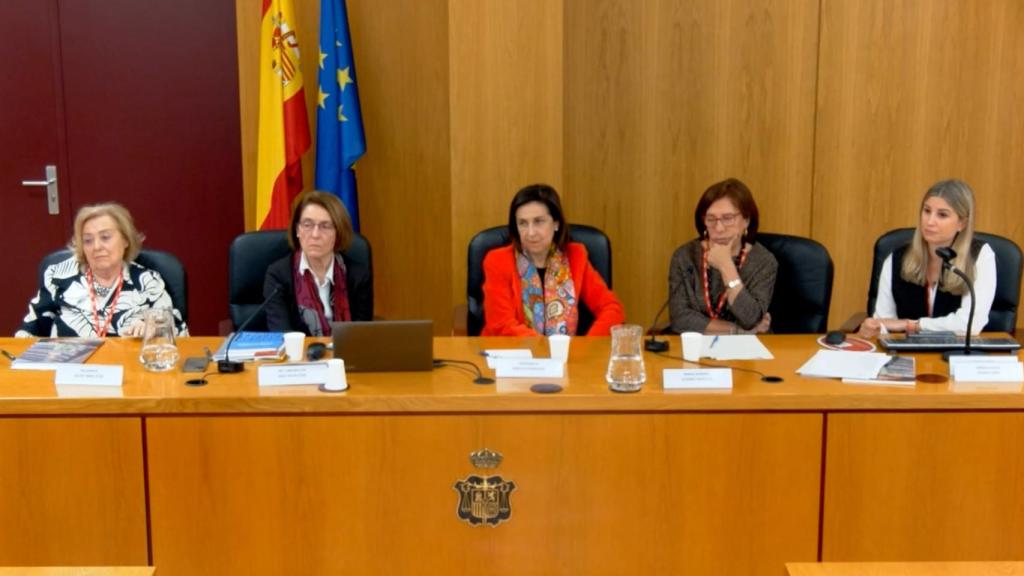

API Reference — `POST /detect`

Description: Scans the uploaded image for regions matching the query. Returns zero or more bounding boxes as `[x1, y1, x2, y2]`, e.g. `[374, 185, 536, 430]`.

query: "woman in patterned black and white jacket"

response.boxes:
[16, 202, 187, 338]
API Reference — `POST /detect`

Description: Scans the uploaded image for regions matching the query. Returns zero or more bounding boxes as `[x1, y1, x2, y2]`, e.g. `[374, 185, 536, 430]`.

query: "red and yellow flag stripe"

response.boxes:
[256, 0, 311, 230]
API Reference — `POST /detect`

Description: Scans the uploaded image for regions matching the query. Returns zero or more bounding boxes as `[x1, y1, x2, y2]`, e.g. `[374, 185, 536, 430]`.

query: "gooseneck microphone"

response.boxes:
[644, 297, 673, 352]
[645, 276, 687, 352]
[935, 247, 979, 359]
[218, 287, 282, 373]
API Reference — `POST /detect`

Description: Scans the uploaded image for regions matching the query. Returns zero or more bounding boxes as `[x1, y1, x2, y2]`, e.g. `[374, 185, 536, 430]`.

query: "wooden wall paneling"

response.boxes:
[0, 417, 147, 565]
[147, 412, 821, 575]
[563, 0, 647, 325]
[813, 0, 1024, 330]
[347, 0, 452, 329]
[448, 0, 564, 320]
[824, 412, 1024, 561]
[564, 0, 819, 326]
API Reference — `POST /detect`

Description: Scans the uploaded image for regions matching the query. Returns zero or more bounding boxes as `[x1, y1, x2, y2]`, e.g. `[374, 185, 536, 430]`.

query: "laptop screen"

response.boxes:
[330, 320, 434, 372]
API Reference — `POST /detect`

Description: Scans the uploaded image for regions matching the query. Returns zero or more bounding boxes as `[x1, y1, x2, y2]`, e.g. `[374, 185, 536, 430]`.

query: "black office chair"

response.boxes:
[465, 224, 612, 336]
[38, 248, 189, 323]
[757, 233, 834, 334]
[227, 230, 373, 331]
[864, 228, 1022, 332]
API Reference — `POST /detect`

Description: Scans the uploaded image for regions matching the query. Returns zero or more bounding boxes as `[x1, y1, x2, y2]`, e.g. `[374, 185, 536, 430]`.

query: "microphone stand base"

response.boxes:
[942, 349, 985, 363]
[217, 360, 245, 373]
[644, 339, 670, 353]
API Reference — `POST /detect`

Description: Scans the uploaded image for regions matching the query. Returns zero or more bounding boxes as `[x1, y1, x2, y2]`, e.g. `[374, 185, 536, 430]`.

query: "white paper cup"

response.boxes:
[283, 332, 305, 362]
[548, 334, 571, 362]
[324, 358, 348, 391]
[681, 332, 703, 362]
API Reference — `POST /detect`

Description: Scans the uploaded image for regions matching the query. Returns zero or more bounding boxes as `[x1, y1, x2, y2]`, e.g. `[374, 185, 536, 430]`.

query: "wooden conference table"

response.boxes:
[786, 562, 1024, 576]
[0, 565, 153, 569]
[0, 335, 1022, 576]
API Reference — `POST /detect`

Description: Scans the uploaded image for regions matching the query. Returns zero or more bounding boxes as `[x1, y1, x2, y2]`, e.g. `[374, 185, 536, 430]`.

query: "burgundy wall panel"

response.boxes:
[58, 0, 244, 334]
[0, 0, 71, 330]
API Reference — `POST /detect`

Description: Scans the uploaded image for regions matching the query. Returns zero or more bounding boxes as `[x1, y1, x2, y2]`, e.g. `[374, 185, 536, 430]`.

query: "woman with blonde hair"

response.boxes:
[17, 203, 187, 337]
[859, 179, 995, 337]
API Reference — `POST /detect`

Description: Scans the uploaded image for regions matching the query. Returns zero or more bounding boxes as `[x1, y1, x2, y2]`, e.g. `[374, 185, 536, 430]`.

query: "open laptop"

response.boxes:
[330, 320, 434, 372]
[879, 332, 1021, 353]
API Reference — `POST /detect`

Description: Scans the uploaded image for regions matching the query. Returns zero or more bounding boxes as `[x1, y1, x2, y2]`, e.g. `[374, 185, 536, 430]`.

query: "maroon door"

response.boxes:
[1, 0, 243, 335]
[0, 0, 72, 331]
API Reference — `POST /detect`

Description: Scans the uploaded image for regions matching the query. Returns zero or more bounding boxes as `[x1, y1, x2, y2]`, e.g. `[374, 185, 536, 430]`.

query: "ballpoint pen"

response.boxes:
[710, 335, 720, 349]
[1, 350, 16, 362]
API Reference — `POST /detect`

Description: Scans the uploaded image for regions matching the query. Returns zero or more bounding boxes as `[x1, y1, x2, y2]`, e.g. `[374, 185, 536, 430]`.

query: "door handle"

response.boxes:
[20, 165, 59, 215]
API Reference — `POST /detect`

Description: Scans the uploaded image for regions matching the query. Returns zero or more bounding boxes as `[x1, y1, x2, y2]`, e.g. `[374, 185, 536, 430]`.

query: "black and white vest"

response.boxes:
[889, 240, 984, 320]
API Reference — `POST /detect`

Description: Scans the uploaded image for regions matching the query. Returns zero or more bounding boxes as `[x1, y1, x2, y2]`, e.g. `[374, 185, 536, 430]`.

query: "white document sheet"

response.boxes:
[797, 350, 891, 380]
[701, 335, 774, 360]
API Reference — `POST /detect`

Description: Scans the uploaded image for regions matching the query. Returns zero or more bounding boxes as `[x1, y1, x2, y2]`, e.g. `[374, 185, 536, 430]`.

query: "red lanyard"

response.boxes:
[702, 244, 748, 320]
[87, 269, 124, 337]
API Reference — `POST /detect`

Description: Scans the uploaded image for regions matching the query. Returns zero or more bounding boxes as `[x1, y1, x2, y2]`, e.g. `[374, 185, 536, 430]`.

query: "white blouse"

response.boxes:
[873, 244, 996, 335]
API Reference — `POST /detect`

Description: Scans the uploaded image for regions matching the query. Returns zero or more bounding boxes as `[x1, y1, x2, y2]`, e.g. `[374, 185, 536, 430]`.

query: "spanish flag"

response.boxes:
[256, 0, 311, 230]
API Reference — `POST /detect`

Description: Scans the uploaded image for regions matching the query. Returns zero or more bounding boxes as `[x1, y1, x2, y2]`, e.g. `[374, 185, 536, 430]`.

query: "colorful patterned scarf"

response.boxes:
[292, 252, 351, 336]
[517, 247, 578, 335]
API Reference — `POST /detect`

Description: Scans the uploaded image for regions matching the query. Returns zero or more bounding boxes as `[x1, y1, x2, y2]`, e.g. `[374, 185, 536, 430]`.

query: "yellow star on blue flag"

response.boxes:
[315, 0, 366, 230]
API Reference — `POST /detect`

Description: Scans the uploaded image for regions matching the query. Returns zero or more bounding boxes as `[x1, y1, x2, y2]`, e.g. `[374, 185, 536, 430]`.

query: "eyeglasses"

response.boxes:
[704, 213, 741, 228]
[299, 219, 335, 233]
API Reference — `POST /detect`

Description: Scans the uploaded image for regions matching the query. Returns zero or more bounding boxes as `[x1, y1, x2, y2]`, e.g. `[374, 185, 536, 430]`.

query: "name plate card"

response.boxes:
[492, 358, 564, 379]
[54, 365, 124, 387]
[258, 362, 329, 387]
[484, 349, 533, 369]
[56, 385, 124, 398]
[949, 356, 1024, 383]
[663, 368, 733, 390]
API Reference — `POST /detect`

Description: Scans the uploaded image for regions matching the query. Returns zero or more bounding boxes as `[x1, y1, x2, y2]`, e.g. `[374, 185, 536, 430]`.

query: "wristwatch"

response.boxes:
[727, 278, 743, 290]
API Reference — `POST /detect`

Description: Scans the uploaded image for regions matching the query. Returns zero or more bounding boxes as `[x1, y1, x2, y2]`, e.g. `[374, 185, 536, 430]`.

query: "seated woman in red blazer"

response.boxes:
[482, 183, 625, 336]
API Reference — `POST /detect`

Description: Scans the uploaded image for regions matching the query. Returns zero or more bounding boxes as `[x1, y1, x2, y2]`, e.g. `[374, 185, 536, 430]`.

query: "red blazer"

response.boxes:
[481, 243, 625, 336]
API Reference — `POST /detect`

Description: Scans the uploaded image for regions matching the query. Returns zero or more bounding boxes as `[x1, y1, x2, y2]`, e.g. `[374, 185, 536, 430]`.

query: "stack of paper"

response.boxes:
[701, 335, 773, 360]
[797, 350, 891, 380]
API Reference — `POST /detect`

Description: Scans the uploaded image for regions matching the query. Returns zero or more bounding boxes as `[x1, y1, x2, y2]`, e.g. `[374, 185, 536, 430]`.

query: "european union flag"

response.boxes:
[315, 0, 366, 230]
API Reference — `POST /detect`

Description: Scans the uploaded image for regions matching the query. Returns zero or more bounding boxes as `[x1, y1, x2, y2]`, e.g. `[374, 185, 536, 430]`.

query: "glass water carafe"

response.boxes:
[606, 324, 646, 392]
[139, 307, 179, 372]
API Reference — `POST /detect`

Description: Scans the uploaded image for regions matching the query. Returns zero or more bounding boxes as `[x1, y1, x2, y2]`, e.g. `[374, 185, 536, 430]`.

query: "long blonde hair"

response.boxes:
[900, 179, 976, 295]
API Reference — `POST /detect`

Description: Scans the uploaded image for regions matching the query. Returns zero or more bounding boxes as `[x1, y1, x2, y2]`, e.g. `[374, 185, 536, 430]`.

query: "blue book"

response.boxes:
[212, 332, 285, 361]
